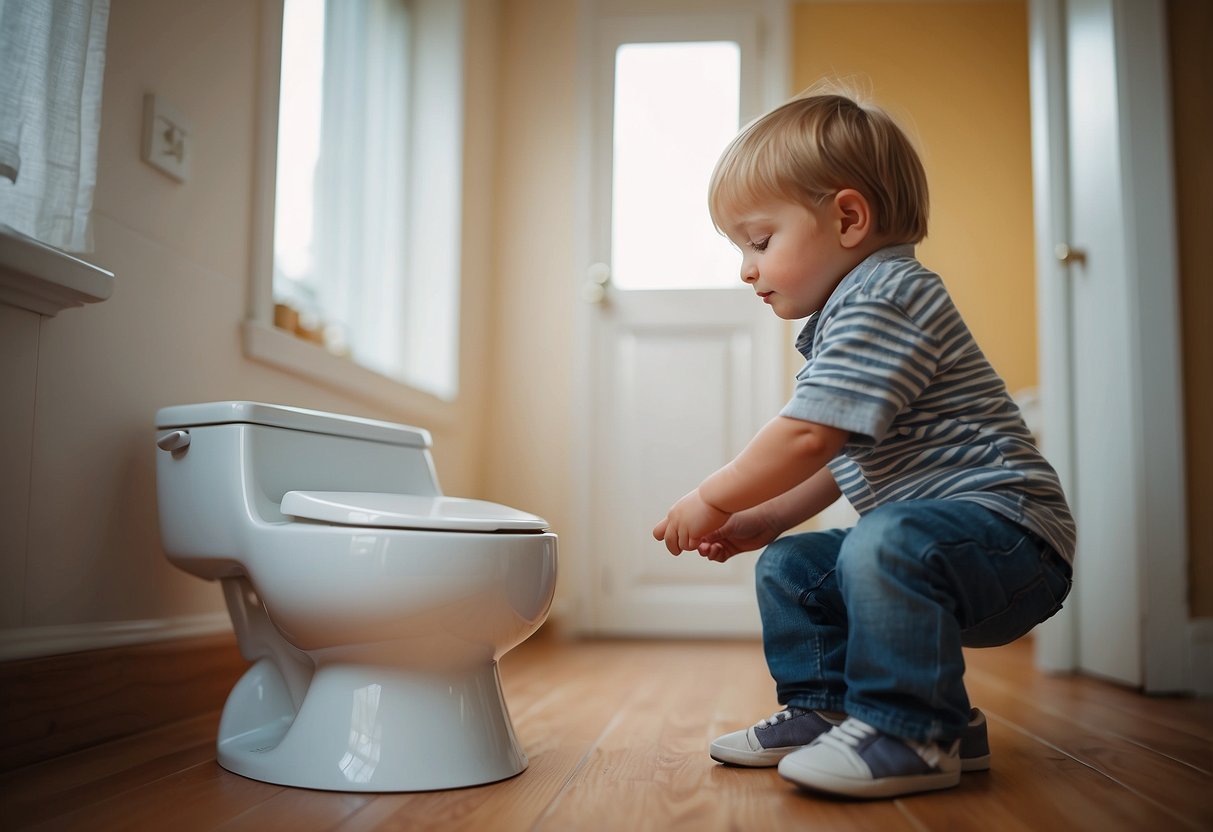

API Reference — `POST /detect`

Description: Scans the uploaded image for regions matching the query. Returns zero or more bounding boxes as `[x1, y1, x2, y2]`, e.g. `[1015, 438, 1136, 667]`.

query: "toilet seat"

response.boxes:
[280, 491, 549, 533]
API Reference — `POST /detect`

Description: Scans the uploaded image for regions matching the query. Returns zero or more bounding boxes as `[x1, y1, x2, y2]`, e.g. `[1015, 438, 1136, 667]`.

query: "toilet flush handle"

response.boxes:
[156, 430, 191, 453]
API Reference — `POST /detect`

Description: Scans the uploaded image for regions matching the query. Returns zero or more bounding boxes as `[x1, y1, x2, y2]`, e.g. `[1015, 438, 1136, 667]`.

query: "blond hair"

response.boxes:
[708, 85, 929, 243]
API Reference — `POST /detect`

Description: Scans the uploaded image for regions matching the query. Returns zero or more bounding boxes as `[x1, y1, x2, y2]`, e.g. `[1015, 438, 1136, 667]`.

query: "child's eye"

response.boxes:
[747, 236, 770, 252]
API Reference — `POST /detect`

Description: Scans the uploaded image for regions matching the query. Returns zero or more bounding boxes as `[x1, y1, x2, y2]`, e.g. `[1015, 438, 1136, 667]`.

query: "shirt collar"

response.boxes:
[793, 244, 917, 359]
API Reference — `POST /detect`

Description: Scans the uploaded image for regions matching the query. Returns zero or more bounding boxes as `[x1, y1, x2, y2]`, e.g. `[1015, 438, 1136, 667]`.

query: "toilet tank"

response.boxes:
[155, 402, 441, 572]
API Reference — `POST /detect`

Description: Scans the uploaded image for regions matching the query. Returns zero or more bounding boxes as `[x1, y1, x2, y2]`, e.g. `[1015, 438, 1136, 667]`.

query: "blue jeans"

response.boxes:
[755, 500, 1071, 744]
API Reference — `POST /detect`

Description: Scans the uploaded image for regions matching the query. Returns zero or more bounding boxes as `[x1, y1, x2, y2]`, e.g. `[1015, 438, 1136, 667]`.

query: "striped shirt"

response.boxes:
[781, 245, 1076, 563]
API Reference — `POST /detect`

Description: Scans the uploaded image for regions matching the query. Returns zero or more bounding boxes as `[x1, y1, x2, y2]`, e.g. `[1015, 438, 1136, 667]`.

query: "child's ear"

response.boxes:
[833, 189, 872, 249]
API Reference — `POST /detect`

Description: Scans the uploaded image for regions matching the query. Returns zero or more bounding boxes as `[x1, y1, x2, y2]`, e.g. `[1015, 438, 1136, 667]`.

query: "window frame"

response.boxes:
[244, 0, 463, 422]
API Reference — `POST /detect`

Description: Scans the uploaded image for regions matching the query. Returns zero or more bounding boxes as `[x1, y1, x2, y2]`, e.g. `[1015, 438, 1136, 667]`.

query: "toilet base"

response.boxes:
[216, 657, 527, 792]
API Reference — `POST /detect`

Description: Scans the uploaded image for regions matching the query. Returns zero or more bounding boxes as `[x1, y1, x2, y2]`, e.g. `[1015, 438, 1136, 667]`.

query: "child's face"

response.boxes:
[721, 198, 860, 320]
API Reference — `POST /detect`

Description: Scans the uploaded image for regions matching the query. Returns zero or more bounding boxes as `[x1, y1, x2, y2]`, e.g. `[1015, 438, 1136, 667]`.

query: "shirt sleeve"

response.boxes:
[780, 297, 941, 445]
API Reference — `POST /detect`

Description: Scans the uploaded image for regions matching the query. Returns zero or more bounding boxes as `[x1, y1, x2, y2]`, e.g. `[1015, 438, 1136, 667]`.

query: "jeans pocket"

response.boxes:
[1040, 553, 1073, 616]
[962, 575, 1061, 648]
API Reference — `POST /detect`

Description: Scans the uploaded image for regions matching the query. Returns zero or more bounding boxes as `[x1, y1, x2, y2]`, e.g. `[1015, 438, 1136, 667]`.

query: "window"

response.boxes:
[610, 41, 742, 290]
[246, 0, 463, 406]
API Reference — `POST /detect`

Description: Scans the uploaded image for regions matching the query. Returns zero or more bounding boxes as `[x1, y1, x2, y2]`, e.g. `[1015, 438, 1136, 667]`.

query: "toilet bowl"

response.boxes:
[154, 401, 557, 792]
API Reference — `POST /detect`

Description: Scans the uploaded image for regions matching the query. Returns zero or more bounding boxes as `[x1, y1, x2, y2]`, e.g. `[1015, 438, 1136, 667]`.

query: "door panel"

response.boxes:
[583, 11, 784, 635]
[590, 290, 780, 635]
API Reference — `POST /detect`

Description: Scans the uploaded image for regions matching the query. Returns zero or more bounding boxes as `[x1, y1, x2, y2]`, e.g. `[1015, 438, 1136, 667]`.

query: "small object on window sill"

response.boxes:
[323, 323, 350, 359]
[273, 302, 299, 332]
[273, 301, 348, 356]
[297, 324, 325, 345]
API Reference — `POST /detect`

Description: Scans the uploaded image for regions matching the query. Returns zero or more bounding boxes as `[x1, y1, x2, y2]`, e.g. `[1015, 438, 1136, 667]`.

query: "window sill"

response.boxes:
[0, 224, 114, 316]
[241, 320, 455, 427]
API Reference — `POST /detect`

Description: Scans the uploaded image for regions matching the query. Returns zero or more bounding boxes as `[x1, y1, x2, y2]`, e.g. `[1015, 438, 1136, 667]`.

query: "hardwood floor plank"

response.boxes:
[899, 716, 1197, 832]
[212, 788, 376, 832]
[0, 712, 221, 829]
[21, 759, 285, 831]
[4, 636, 1209, 832]
[705, 642, 781, 740]
[960, 674, 1211, 829]
[533, 642, 918, 832]
[965, 646, 1213, 772]
[966, 642, 1213, 742]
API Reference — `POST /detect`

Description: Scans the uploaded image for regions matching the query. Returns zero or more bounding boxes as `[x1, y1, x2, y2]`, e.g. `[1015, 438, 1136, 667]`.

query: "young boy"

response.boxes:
[652, 89, 1075, 799]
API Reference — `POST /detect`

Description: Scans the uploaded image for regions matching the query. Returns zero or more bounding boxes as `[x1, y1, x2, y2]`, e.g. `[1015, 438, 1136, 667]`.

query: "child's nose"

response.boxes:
[742, 263, 758, 283]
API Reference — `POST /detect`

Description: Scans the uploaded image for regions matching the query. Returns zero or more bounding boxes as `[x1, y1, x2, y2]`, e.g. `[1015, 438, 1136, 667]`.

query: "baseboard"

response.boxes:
[0, 612, 232, 662]
[1188, 617, 1213, 696]
[0, 630, 247, 772]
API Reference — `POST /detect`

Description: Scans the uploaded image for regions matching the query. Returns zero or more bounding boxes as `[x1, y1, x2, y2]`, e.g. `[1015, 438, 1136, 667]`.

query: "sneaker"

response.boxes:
[712, 706, 991, 772]
[778, 718, 962, 799]
[960, 708, 991, 772]
[709, 707, 840, 767]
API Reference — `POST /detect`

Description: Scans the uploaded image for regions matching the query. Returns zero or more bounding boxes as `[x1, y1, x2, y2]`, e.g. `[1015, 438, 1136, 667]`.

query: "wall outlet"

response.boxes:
[141, 94, 190, 183]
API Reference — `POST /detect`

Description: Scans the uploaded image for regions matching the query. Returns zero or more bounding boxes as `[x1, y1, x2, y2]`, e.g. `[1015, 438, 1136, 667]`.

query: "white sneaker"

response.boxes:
[709, 708, 840, 767]
[777, 717, 962, 799]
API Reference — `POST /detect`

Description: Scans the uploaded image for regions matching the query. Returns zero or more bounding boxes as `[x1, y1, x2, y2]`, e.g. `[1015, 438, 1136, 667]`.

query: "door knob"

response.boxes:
[584, 262, 611, 305]
[1054, 244, 1087, 266]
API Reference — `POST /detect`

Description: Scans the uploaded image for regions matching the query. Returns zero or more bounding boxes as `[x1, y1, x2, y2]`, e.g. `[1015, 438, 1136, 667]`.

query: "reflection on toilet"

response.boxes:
[340, 684, 383, 785]
[155, 401, 558, 792]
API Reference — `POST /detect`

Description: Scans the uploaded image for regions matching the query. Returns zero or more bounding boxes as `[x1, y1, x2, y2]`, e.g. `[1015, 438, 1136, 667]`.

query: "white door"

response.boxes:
[1029, 0, 1188, 690]
[576, 11, 786, 636]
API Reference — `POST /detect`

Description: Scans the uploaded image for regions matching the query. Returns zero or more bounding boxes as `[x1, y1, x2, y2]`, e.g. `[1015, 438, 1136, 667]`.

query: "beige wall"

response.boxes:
[793, 1, 1038, 396]
[481, 0, 580, 609]
[0, 0, 499, 642]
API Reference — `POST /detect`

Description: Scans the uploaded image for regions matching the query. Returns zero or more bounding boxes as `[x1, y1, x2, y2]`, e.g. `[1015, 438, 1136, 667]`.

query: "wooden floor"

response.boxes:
[2, 635, 1210, 831]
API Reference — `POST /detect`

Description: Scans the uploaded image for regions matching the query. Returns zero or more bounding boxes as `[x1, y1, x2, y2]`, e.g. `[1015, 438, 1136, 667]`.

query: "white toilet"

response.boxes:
[154, 401, 557, 792]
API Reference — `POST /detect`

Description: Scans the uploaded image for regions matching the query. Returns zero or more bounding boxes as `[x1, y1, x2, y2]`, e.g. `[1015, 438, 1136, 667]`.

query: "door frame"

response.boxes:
[568, 0, 791, 634]
[1028, 0, 1191, 692]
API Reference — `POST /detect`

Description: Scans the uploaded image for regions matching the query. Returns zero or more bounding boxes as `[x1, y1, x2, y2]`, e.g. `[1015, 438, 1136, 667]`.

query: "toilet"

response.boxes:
[154, 401, 557, 792]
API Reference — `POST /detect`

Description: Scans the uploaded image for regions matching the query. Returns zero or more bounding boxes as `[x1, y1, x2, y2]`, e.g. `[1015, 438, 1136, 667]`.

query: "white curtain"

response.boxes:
[0, 0, 110, 252]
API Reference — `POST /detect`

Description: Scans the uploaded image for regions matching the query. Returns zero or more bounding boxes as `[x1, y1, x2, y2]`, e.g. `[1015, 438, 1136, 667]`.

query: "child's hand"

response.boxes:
[696, 510, 782, 563]
[652, 490, 730, 556]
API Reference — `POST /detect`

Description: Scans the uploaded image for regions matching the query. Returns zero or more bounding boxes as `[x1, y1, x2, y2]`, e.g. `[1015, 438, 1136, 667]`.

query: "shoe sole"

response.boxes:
[711, 744, 989, 772]
[708, 743, 789, 767]
[778, 757, 961, 799]
[961, 753, 990, 773]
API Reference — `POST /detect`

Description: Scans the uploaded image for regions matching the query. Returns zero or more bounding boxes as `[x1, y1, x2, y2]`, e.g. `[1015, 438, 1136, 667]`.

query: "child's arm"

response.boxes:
[696, 467, 842, 562]
[653, 416, 848, 555]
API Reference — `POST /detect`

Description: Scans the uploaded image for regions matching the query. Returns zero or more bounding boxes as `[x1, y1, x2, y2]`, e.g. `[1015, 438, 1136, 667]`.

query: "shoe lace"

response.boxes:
[818, 717, 877, 752]
[820, 718, 948, 768]
[756, 708, 800, 729]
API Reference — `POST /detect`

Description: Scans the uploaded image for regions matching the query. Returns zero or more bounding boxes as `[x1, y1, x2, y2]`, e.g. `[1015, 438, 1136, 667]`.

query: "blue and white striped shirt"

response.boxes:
[781, 245, 1076, 563]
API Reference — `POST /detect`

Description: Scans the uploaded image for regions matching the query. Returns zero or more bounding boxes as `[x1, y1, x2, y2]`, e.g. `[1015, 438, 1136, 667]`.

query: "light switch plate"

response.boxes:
[141, 93, 190, 182]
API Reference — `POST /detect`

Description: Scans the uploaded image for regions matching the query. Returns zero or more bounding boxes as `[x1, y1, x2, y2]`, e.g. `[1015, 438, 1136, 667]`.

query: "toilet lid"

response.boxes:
[280, 491, 550, 532]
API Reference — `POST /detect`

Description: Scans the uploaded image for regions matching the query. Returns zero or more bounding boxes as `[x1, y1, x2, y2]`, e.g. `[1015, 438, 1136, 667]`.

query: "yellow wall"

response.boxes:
[792, 1, 1038, 395]
[1168, 0, 1213, 617]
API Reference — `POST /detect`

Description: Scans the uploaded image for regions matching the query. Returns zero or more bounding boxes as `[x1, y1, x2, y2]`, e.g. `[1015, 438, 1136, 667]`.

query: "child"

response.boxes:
[651, 87, 1075, 800]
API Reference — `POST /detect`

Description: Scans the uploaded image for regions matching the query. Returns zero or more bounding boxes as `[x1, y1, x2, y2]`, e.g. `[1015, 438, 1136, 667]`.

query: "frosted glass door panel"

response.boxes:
[611, 42, 741, 291]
